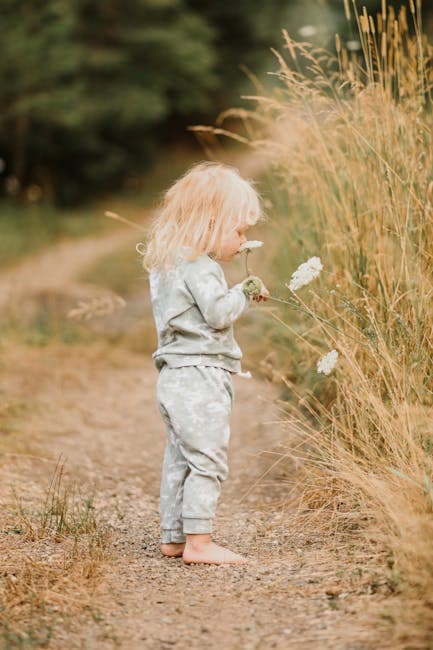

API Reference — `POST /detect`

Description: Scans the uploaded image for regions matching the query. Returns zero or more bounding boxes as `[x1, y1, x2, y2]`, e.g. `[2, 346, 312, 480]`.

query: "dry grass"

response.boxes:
[194, 1, 433, 645]
[0, 456, 114, 648]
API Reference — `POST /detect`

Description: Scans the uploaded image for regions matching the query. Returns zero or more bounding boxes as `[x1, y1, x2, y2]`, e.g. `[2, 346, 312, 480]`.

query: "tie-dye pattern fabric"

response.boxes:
[156, 364, 234, 543]
[149, 249, 252, 374]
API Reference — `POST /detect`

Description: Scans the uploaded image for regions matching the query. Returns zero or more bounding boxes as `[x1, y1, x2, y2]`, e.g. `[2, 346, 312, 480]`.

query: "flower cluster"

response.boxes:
[287, 256, 323, 291]
[242, 275, 265, 297]
[238, 240, 264, 253]
[317, 349, 339, 375]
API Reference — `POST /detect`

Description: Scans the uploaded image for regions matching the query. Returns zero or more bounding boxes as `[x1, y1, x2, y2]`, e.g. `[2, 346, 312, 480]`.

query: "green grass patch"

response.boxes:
[0, 200, 115, 271]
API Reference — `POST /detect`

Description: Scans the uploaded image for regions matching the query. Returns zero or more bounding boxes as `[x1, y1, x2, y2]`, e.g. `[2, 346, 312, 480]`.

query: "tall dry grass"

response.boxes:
[194, 0, 433, 645]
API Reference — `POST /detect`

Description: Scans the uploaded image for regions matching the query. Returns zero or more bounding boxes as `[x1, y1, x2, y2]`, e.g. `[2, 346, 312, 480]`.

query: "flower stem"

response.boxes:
[244, 250, 252, 277]
[266, 294, 371, 348]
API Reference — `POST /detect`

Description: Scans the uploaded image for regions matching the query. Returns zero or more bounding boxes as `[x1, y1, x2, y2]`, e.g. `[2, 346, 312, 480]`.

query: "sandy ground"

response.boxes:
[0, 160, 392, 648]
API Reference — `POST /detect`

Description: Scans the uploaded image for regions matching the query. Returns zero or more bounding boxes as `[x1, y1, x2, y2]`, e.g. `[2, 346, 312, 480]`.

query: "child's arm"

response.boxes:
[184, 259, 252, 330]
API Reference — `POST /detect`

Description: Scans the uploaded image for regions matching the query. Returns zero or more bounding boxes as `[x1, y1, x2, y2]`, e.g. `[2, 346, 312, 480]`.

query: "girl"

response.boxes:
[138, 161, 269, 565]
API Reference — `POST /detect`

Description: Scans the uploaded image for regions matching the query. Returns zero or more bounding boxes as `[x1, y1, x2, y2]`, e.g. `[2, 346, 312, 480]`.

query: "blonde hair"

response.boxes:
[138, 161, 266, 273]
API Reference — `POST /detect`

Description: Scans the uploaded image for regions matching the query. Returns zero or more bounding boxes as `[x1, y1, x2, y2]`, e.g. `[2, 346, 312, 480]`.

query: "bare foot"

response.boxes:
[183, 535, 247, 565]
[160, 542, 186, 558]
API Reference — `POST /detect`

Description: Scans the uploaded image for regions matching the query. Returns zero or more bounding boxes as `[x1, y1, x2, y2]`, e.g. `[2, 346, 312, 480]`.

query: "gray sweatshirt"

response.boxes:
[148, 247, 253, 374]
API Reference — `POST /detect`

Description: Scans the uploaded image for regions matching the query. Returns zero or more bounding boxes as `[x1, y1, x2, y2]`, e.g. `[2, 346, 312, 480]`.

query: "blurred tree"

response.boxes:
[0, 1, 84, 201]
[62, 0, 218, 205]
[183, 1, 287, 104]
[0, 0, 217, 205]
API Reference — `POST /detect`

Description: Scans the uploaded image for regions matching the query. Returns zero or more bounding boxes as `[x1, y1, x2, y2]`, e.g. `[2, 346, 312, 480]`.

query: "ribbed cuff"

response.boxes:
[182, 517, 213, 534]
[161, 528, 187, 544]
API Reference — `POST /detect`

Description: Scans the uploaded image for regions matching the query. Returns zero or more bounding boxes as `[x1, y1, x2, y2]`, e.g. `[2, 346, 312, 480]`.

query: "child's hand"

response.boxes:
[242, 275, 270, 302]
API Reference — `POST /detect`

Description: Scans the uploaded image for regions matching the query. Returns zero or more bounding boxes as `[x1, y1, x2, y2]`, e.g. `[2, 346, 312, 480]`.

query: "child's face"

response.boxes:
[215, 220, 249, 262]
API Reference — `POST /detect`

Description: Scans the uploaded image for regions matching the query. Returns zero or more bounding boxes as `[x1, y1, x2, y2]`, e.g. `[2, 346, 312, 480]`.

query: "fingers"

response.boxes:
[256, 287, 270, 301]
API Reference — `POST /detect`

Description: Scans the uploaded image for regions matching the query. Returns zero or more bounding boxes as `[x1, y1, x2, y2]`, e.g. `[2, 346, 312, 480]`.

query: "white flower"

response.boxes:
[317, 349, 339, 375]
[238, 240, 264, 253]
[287, 256, 323, 291]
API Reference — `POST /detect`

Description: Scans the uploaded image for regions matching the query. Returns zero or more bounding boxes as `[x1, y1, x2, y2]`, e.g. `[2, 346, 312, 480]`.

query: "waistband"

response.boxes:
[159, 364, 252, 379]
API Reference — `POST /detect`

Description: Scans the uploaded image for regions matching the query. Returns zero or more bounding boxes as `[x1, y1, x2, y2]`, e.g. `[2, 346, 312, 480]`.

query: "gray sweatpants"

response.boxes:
[156, 364, 234, 544]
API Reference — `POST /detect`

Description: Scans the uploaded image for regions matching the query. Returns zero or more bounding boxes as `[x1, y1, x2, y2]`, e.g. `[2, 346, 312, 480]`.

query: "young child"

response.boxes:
[138, 161, 269, 565]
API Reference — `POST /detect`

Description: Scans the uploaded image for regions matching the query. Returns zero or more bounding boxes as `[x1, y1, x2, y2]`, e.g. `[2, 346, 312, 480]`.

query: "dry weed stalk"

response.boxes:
[67, 294, 126, 321]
